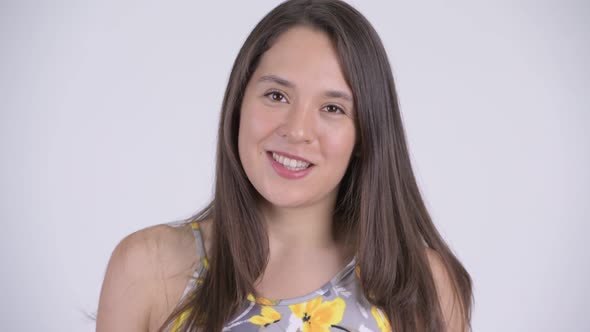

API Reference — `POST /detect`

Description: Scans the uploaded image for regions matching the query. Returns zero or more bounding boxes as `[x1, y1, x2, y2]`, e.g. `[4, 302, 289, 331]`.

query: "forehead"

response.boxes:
[253, 26, 352, 96]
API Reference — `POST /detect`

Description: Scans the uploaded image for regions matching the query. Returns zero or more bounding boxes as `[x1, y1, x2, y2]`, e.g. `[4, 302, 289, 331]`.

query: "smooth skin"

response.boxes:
[97, 26, 465, 331]
[237, 25, 357, 300]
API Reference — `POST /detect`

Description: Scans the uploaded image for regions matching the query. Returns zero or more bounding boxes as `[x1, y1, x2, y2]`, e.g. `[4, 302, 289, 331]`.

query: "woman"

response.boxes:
[97, 0, 473, 331]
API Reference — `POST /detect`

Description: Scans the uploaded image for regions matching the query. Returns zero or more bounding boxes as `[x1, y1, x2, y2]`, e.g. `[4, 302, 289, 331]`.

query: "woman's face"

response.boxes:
[238, 26, 356, 210]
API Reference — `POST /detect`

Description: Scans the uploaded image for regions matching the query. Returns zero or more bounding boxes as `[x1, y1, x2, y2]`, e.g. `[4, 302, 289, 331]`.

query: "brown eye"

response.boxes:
[265, 91, 287, 103]
[323, 104, 344, 114]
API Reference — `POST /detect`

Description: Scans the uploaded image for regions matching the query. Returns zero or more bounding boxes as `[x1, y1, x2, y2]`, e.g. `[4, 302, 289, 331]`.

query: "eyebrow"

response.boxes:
[257, 74, 353, 103]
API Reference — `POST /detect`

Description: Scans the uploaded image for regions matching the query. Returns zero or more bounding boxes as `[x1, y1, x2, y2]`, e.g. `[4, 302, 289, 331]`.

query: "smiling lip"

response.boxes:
[266, 152, 314, 179]
[267, 150, 314, 165]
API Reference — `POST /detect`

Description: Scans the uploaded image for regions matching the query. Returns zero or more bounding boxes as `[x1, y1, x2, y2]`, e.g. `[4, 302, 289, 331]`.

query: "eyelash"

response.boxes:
[264, 90, 345, 114]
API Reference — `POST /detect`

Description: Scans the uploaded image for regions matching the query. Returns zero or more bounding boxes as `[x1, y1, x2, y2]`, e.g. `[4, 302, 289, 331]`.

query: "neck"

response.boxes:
[259, 197, 339, 252]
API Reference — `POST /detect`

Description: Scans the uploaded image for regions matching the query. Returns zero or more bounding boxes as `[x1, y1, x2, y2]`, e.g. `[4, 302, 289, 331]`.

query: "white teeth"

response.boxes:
[272, 152, 311, 171]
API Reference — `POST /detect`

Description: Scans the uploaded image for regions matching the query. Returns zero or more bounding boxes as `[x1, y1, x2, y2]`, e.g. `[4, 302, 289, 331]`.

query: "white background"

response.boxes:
[1, 1, 588, 331]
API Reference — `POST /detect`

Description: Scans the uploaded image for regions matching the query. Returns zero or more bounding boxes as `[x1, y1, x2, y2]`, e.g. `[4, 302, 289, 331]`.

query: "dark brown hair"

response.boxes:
[160, 0, 472, 331]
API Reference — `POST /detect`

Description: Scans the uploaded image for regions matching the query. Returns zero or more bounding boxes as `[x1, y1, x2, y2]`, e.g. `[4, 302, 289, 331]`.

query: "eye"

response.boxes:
[264, 90, 288, 103]
[322, 104, 345, 114]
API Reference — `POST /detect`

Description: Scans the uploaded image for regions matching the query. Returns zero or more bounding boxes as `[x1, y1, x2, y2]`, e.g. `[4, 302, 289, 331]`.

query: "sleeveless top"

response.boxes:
[166, 221, 392, 332]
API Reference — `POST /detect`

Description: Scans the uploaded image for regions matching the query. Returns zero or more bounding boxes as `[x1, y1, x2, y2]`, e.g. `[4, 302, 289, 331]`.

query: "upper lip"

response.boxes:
[268, 150, 315, 165]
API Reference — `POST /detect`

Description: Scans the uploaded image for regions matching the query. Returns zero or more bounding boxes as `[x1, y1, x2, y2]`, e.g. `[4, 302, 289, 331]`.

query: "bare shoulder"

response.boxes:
[97, 222, 203, 332]
[425, 248, 451, 287]
[425, 248, 467, 332]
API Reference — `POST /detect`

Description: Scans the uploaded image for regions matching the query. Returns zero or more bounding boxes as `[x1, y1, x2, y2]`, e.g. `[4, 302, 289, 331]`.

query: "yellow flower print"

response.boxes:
[289, 296, 346, 332]
[247, 293, 280, 306]
[169, 309, 191, 332]
[371, 306, 392, 332]
[248, 306, 282, 327]
[202, 256, 209, 269]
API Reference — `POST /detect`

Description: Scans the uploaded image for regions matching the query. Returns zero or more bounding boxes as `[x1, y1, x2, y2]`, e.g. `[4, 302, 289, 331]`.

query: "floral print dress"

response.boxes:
[166, 221, 392, 332]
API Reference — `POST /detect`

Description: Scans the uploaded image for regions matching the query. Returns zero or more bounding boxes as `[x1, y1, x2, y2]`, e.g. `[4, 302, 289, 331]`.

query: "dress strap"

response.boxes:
[172, 221, 209, 301]
[165, 220, 210, 332]
[189, 221, 209, 272]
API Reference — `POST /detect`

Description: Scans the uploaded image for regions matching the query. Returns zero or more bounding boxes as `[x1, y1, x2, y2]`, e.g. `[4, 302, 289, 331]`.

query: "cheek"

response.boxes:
[238, 107, 271, 162]
[237, 110, 254, 169]
[321, 125, 356, 163]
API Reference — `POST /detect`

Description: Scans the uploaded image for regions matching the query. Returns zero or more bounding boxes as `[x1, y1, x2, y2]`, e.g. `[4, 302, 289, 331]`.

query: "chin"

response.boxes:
[259, 190, 314, 209]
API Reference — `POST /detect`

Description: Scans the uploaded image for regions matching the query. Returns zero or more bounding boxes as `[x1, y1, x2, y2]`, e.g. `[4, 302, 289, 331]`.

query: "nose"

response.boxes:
[276, 101, 315, 144]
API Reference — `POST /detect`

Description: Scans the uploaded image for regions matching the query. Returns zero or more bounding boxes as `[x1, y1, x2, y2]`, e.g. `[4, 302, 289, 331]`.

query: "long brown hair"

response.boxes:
[160, 0, 472, 331]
